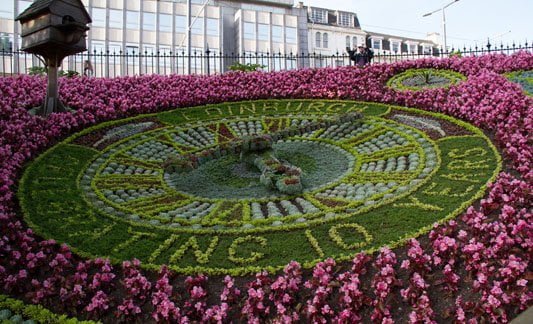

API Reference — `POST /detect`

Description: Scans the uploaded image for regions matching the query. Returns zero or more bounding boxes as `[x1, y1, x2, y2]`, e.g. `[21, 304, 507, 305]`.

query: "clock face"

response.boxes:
[19, 100, 500, 275]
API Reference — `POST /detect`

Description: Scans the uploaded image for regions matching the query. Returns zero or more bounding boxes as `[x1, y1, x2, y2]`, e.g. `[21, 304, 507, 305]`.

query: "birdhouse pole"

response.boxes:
[16, 0, 92, 117]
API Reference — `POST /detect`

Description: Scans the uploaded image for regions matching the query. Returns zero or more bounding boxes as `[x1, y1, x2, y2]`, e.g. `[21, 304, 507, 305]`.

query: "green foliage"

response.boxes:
[0, 295, 97, 324]
[449, 50, 463, 58]
[59, 70, 80, 78]
[28, 66, 47, 76]
[229, 62, 264, 72]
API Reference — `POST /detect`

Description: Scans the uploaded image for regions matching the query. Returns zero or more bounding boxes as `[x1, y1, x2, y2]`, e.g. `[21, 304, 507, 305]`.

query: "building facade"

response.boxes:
[0, 0, 439, 76]
[305, 5, 440, 67]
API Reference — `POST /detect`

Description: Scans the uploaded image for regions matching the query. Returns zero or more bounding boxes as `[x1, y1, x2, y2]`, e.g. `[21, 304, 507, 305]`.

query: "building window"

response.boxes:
[91, 8, 106, 27]
[285, 27, 297, 44]
[191, 17, 203, 35]
[243, 22, 255, 40]
[315, 32, 321, 48]
[323, 33, 328, 48]
[338, 12, 352, 27]
[345, 36, 350, 48]
[352, 36, 358, 47]
[310, 8, 327, 24]
[423, 45, 432, 55]
[126, 45, 139, 65]
[126, 11, 139, 30]
[159, 46, 171, 67]
[206, 18, 219, 36]
[372, 39, 381, 50]
[244, 51, 256, 65]
[0, 4, 13, 19]
[159, 14, 172, 32]
[286, 58, 297, 70]
[258, 24, 269, 41]
[143, 46, 154, 55]
[175, 15, 186, 33]
[109, 9, 122, 29]
[391, 41, 400, 53]
[91, 41, 105, 62]
[0, 33, 13, 51]
[409, 43, 417, 54]
[272, 26, 283, 43]
[143, 13, 156, 31]
[108, 43, 121, 55]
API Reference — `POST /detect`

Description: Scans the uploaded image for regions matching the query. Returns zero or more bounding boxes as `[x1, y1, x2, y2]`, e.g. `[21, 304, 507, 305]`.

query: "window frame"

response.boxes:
[142, 12, 156, 31]
[108, 9, 123, 29]
[91, 7, 106, 28]
[310, 8, 327, 24]
[243, 22, 256, 40]
[322, 33, 328, 49]
[338, 12, 353, 27]
[126, 11, 140, 30]
[285, 27, 297, 44]
[159, 13, 172, 33]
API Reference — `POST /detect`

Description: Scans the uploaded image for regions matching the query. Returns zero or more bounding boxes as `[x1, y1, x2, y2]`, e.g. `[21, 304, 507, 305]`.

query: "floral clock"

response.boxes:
[19, 100, 500, 275]
[387, 68, 466, 91]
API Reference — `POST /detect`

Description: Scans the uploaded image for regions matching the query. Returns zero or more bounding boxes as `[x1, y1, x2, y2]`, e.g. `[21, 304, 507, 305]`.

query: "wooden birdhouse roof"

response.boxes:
[16, 0, 91, 23]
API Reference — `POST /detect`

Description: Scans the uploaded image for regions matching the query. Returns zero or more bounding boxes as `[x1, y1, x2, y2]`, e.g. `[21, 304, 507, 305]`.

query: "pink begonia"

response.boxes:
[86, 290, 109, 313]
[0, 53, 531, 321]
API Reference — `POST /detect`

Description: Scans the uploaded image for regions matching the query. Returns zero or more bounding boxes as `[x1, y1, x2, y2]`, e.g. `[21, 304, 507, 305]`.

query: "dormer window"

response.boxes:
[338, 12, 353, 27]
[310, 8, 327, 24]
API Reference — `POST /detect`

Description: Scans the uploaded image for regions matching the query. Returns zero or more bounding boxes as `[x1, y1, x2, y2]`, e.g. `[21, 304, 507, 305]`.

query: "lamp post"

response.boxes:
[423, 0, 461, 54]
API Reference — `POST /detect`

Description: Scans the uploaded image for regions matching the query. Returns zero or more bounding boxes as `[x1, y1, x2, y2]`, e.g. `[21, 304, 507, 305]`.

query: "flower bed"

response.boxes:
[386, 68, 467, 91]
[0, 52, 532, 322]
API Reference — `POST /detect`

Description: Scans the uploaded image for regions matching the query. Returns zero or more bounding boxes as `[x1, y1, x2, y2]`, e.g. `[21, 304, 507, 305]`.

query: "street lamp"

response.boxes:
[423, 0, 461, 54]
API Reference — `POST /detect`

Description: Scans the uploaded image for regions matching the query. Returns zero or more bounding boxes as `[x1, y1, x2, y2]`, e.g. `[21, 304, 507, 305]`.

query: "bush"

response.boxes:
[27, 66, 46, 76]
[229, 62, 264, 72]
[59, 70, 80, 78]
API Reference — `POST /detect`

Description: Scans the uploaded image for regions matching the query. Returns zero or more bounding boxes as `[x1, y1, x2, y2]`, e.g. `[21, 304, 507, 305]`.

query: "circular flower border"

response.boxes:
[386, 68, 467, 92]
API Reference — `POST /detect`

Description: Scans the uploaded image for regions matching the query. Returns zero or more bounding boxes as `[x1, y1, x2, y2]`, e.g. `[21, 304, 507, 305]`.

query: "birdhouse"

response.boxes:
[15, 0, 91, 116]
[16, 0, 91, 59]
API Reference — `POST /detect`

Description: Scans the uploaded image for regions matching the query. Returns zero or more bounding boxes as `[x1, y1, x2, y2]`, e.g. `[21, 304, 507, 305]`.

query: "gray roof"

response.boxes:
[16, 0, 91, 23]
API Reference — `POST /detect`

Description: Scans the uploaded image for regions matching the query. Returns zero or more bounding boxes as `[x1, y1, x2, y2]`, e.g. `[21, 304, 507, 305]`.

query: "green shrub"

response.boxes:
[229, 62, 264, 72]
[59, 70, 80, 78]
[449, 50, 462, 58]
[27, 66, 47, 76]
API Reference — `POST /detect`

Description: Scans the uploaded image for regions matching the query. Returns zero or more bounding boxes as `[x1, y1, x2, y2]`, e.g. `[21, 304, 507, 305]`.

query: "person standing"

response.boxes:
[347, 44, 373, 67]
[83, 60, 93, 77]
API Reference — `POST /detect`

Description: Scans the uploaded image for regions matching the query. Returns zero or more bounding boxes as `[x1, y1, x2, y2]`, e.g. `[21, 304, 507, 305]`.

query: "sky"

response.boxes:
[304, 0, 532, 49]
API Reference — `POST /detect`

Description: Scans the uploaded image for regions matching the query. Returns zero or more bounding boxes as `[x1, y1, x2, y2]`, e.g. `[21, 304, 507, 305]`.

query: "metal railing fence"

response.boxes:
[1, 42, 531, 77]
